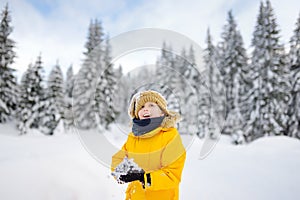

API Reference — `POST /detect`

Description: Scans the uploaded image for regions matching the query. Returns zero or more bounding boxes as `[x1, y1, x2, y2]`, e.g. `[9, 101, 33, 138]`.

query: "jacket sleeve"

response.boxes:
[111, 143, 127, 172]
[145, 131, 186, 190]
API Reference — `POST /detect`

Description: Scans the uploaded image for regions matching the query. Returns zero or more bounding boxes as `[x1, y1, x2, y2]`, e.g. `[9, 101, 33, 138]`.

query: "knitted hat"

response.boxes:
[128, 90, 181, 128]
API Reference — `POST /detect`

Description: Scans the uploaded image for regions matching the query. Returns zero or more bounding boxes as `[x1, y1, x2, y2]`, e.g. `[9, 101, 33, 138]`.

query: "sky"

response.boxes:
[1, 0, 299, 78]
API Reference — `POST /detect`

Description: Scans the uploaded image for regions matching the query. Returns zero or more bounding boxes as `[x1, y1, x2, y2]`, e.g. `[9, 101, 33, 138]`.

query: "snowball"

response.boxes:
[111, 157, 143, 184]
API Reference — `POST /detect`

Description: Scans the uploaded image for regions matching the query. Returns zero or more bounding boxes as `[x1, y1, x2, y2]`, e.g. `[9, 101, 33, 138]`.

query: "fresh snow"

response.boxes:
[0, 123, 300, 200]
[111, 157, 144, 183]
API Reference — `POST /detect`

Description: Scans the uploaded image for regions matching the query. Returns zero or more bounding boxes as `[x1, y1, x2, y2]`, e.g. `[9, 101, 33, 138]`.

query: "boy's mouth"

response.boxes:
[143, 113, 151, 118]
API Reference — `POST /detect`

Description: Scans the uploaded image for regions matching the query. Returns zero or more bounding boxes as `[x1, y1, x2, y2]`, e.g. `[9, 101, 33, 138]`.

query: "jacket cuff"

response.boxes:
[144, 173, 151, 188]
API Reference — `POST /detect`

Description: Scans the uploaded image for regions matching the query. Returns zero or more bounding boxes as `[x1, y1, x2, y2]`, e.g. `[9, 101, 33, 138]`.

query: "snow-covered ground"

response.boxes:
[1, 123, 300, 200]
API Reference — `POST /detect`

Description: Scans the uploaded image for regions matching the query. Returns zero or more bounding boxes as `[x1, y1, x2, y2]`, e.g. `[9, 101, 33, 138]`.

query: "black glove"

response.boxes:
[119, 172, 144, 183]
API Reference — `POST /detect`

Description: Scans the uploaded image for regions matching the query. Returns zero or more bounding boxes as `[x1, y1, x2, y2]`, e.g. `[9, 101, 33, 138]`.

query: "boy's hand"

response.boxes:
[119, 172, 144, 183]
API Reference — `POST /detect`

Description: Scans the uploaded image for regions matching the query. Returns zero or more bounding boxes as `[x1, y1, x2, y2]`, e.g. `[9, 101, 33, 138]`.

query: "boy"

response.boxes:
[111, 90, 186, 200]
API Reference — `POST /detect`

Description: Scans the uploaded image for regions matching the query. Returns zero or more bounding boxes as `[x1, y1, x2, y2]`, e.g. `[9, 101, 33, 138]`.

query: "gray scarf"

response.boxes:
[132, 116, 165, 136]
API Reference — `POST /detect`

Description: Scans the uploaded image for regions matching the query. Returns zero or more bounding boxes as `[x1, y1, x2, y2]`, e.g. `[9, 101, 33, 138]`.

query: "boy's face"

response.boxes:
[138, 102, 165, 119]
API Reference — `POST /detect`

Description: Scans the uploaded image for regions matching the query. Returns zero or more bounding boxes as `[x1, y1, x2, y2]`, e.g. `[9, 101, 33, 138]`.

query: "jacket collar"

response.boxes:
[130, 126, 162, 138]
[132, 116, 165, 137]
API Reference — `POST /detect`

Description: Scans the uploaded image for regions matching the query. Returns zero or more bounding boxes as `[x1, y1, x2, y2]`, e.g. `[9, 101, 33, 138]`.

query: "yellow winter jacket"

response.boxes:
[111, 126, 186, 200]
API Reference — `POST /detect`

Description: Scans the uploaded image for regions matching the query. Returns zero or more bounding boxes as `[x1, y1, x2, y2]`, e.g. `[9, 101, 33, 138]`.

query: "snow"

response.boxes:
[111, 157, 144, 183]
[0, 123, 300, 200]
[0, 98, 9, 113]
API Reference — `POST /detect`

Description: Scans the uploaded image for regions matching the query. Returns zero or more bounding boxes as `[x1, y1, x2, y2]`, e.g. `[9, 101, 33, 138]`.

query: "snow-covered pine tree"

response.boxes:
[17, 57, 45, 134]
[245, 1, 290, 141]
[156, 43, 173, 79]
[63, 65, 74, 129]
[288, 65, 300, 139]
[202, 28, 226, 139]
[176, 48, 188, 92]
[41, 62, 64, 135]
[194, 75, 210, 138]
[113, 65, 129, 124]
[287, 13, 300, 139]
[94, 36, 118, 129]
[156, 42, 171, 79]
[84, 19, 104, 55]
[49, 62, 64, 113]
[179, 45, 197, 93]
[87, 19, 104, 74]
[0, 4, 18, 123]
[30, 55, 46, 130]
[171, 48, 191, 134]
[73, 19, 104, 129]
[17, 65, 33, 134]
[65, 65, 74, 99]
[289, 13, 300, 68]
[187, 45, 196, 67]
[155, 42, 180, 112]
[218, 11, 248, 143]
[177, 46, 202, 135]
[243, 2, 265, 141]
[155, 42, 201, 134]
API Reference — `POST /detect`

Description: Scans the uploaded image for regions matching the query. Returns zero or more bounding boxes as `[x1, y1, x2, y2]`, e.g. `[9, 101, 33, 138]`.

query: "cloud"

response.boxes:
[3, 0, 126, 78]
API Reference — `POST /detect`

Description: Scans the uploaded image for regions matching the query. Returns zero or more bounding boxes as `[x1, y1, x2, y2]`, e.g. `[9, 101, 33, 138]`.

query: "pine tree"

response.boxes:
[0, 4, 18, 123]
[202, 28, 226, 138]
[17, 65, 33, 134]
[287, 13, 300, 139]
[113, 65, 128, 124]
[187, 45, 196, 66]
[41, 62, 64, 135]
[17, 56, 46, 134]
[156, 42, 181, 112]
[65, 65, 74, 99]
[84, 19, 104, 56]
[243, 2, 265, 141]
[155, 42, 202, 134]
[218, 11, 249, 143]
[171, 48, 189, 134]
[156, 42, 174, 86]
[49, 62, 64, 111]
[64, 65, 74, 129]
[289, 13, 300, 67]
[95, 36, 118, 129]
[73, 63, 98, 129]
[73, 19, 105, 129]
[178, 46, 203, 135]
[288, 65, 300, 139]
[245, 1, 290, 141]
[30, 55, 46, 130]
